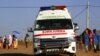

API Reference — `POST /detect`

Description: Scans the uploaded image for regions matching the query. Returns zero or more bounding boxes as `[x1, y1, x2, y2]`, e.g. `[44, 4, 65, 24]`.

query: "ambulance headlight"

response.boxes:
[34, 38, 40, 47]
[68, 37, 75, 43]
[34, 38, 40, 43]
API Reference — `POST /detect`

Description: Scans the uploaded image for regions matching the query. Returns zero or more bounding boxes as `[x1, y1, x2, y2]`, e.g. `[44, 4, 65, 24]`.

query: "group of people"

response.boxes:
[0, 34, 18, 49]
[82, 28, 100, 52]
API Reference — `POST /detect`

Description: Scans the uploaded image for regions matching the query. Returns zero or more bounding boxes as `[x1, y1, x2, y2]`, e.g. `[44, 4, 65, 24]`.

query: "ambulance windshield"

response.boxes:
[35, 19, 73, 30]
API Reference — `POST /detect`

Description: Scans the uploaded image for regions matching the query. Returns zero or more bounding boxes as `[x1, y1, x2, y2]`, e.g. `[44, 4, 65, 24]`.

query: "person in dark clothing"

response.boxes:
[24, 33, 29, 48]
[93, 29, 99, 52]
[99, 35, 100, 51]
[3, 37, 9, 49]
[12, 35, 16, 49]
[3, 38, 6, 49]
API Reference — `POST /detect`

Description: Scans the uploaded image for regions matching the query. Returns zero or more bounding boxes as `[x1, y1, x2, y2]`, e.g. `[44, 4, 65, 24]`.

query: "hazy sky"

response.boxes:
[0, 0, 100, 38]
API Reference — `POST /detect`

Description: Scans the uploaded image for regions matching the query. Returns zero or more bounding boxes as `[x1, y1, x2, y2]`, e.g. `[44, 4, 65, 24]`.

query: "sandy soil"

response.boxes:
[0, 44, 100, 56]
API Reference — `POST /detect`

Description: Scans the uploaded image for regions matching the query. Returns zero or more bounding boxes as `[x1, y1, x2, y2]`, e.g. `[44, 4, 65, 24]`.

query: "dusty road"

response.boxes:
[0, 44, 100, 56]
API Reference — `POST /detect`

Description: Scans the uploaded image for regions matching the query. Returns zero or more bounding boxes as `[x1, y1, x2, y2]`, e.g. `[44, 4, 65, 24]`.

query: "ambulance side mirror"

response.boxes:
[74, 23, 79, 30]
[27, 27, 33, 32]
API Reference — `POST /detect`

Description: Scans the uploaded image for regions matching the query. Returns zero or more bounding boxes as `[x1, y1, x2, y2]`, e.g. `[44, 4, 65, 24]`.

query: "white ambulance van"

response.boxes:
[33, 6, 78, 56]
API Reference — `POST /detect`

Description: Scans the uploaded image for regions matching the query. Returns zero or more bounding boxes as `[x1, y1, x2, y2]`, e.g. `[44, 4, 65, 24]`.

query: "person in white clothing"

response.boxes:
[8, 34, 12, 49]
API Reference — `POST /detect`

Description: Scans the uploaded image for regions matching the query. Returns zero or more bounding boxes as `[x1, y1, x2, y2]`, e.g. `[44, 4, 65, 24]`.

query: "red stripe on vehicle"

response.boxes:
[34, 33, 67, 37]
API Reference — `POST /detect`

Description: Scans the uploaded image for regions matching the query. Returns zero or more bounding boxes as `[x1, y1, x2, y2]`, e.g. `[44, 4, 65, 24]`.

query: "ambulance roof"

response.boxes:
[37, 6, 71, 20]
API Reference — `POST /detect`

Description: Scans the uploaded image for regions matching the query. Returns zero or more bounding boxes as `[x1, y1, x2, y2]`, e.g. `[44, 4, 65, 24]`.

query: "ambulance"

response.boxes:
[33, 6, 78, 56]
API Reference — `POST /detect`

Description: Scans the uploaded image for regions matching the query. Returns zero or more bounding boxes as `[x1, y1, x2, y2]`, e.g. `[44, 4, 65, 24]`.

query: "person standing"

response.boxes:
[12, 34, 18, 49]
[93, 29, 99, 52]
[24, 33, 29, 48]
[8, 34, 13, 49]
[3, 36, 9, 49]
[12, 31, 20, 49]
[88, 29, 93, 50]
[0, 36, 2, 48]
[83, 28, 90, 52]
[99, 34, 100, 51]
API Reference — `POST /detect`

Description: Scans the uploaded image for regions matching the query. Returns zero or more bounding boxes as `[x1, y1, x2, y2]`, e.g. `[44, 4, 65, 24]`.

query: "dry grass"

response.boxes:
[0, 41, 100, 56]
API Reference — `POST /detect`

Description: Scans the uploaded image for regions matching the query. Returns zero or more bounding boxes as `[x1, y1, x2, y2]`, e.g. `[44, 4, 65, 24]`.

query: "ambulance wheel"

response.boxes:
[69, 53, 76, 56]
[34, 54, 41, 56]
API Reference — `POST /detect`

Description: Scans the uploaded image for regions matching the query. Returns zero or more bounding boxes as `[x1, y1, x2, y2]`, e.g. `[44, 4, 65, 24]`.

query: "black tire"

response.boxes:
[69, 53, 76, 56]
[34, 54, 43, 56]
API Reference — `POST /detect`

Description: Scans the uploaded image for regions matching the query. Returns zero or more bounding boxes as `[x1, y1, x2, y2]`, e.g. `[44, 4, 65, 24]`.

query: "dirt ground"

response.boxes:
[0, 43, 100, 56]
